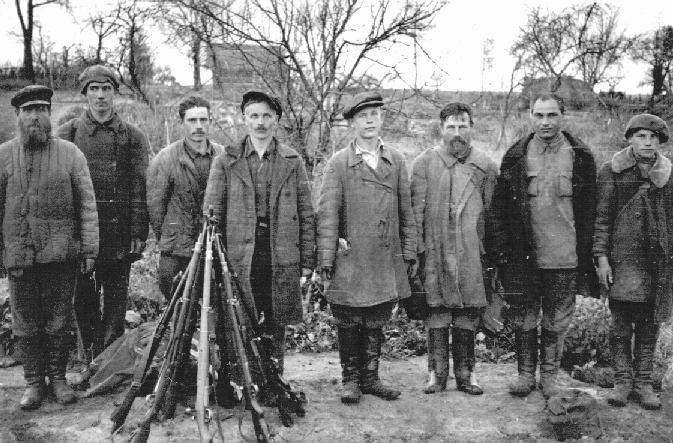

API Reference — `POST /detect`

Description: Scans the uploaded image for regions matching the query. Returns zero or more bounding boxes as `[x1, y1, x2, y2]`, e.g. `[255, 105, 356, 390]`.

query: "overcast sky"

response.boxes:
[1, 0, 672, 93]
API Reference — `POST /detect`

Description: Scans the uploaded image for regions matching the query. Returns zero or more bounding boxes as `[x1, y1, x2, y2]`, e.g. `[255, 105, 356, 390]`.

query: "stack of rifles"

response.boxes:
[109, 213, 307, 443]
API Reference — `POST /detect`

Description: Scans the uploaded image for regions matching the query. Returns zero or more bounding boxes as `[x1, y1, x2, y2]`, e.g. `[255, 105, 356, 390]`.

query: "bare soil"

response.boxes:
[1, 352, 672, 443]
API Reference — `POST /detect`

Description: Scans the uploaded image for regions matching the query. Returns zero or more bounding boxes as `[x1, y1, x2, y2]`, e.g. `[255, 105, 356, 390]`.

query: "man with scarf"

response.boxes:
[486, 93, 599, 399]
[594, 114, 673, 410]
[411, 102, 498, 395]
[1, 86, 99, 409]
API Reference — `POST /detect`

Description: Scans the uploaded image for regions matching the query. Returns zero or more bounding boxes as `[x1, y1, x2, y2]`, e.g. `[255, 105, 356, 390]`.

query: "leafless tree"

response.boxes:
[88, 8, 122, 64]
[632, 26, 673, 106]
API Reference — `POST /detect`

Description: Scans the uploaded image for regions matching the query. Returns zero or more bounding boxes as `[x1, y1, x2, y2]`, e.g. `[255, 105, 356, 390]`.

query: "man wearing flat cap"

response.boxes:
[594, 113, 673, 410]
[317, 91, 417, 403]
[1, 85, 99, 409]
[486, 92, 598, 400]
[57, 64, 149, 360]
[203, 90, 314, 375]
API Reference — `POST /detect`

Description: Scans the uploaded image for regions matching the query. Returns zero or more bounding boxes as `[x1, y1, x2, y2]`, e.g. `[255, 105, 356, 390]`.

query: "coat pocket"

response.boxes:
[527, 173, 539, 196]
[558, 172, 573, 196]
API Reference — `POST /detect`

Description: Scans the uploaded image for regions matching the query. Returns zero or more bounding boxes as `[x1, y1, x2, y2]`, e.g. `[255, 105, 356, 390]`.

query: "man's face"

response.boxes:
[629, 129, 660, 159]
[182, 107, 210, 144]
[531, 99, 563, 141]
[243, 101, 278, 142]
[85, 81, 115, 115]
[441, 112, 472, 158]
[351, 106, 383, 140]
[17, 104, 51, 146]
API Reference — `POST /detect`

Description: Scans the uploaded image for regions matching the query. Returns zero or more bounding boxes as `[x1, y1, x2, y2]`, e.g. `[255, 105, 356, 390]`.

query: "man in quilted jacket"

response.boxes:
[2, 85, 99, 409]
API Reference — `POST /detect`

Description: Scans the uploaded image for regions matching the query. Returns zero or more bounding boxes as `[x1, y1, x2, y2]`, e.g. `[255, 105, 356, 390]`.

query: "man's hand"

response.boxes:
[81, 258, 95, 274]
[405, 259, 419, 280]
[596, 256, 613, 290]
[320, 266, 334, 282]
[129, 237, 146, 255]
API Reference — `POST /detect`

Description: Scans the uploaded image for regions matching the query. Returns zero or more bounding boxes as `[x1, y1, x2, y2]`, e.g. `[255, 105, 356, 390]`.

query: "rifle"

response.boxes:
[195, 225, 214, 443]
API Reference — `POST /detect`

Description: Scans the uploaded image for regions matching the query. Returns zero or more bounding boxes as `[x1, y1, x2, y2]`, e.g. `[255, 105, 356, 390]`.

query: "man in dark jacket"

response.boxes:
[147, 96, 224, 299]
[594, 114, 673, 410]
[317, 91, 417, 404]
[486, 93, 598, 399]
[203, 90, 314, 375]
[2, 85, 99, 409]
[57, 65, 149, 358]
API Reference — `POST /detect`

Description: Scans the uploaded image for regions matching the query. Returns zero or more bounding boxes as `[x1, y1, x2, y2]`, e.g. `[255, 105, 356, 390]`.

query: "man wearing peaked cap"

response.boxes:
[317, 90, 417, 404]
[57, 64, 149, 364]
[594, 112, 672, 411]
[240, 89, 283, 118]
[3, 85, 99, 409]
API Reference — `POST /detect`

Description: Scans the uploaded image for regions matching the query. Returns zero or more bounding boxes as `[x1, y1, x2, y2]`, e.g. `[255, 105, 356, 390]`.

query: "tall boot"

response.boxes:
[424, 328, 449, 394]
[18, 335, 46, 410]
[47, 335, 76, 405]
[508, 329, 538, 397]
[539, 329, 563, 399]
[338, 326, 361, 404]
[607, 333, 632, 407]
[453, 328, 483, 395]
[273, 326, 286, 376]
[360, 328, 400, 400]
[633, 332, 661, 410]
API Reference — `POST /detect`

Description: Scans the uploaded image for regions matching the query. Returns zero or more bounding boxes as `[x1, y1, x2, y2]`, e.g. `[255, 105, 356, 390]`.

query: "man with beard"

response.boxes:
[57, 65, 149, 359]
[203, 90, 314, 376]
[1, 85, 98, 409]
[486, 93, 599, 399]
[147, 96, 223, 300]
[410, 103, 498, 395]
[317, 91, 417, 404]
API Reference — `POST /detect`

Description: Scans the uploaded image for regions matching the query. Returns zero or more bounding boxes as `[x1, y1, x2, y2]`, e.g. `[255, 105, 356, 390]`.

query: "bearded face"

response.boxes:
[18, 105, 52, 148]
[440, 113, 472, 159]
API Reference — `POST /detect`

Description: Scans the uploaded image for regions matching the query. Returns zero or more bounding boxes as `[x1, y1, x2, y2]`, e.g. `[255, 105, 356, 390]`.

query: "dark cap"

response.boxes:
[624, 113, 670, 143]
[78, 65, 119, 95]
[11, 85, 53, 108]
[342, 91, 384, 120]
[241, 90, 283, 118]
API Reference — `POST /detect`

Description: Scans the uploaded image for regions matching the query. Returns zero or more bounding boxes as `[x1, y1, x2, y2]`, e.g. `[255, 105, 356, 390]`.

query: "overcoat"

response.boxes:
[411, 146, 498, 308]
[593, 147, 673, 323]
[147, 139, 224, 257]
[203, 136, 315, 326]
[485, 131, 600, 298]
[316, 142, 417, 307]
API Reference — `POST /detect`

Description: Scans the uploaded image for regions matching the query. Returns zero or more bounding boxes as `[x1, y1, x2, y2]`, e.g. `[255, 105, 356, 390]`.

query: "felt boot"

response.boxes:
[18, 336, 46, 410]
[607, 333, 632, 407]
[47, 335, 75, 405]
[338, 326, 361, 404]
[508, 329, 537, 397]
[539, 329, 562, 399]
[424, 328, 449, 394]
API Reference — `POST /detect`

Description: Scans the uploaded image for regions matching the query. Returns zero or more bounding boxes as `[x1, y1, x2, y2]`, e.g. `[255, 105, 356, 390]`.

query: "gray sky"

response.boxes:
[1, 0, 672, 93]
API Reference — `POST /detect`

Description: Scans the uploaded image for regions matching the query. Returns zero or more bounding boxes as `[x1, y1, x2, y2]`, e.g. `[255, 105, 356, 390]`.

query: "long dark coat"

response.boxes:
[316, 143, 417, 307]
[593, 147, 673, 323]
[411, 146, 498, 308]
[203, 137, 315, 326]
[485, 131, 600, 298]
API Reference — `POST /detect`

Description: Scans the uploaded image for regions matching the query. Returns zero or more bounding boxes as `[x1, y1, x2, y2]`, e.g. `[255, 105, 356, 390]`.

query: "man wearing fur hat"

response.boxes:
[2, 85, 99, 409]
[57, 65, 149, 359]
[594, 113, 673, 410]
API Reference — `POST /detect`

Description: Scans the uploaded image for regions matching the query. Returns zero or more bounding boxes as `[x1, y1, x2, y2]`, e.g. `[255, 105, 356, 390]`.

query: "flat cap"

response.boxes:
[241, 90, 283, 118]
[625, 113, 670, 143]
[342, 91, 384, 120]
[11, 85, 53, 108]
[78, 65, 119, 95]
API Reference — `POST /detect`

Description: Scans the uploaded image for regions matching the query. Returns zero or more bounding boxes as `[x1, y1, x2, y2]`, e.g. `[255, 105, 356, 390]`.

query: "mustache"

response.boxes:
[18, 116, 51, 147]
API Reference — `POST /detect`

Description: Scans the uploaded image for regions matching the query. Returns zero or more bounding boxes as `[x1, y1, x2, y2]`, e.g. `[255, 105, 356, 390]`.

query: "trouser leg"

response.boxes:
[98, 259, 132, 350]
[17, 335, 46, 410]
[74, 272, 101, 359]
[608, 300, 633, 407]
[453, 328, 483, 395]
[632, 302, 661, 410]
[338, 326, 361, 404]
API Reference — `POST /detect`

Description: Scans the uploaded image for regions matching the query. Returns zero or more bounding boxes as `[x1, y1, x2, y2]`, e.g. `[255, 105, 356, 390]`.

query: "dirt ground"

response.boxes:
[1, 352, 672, 443]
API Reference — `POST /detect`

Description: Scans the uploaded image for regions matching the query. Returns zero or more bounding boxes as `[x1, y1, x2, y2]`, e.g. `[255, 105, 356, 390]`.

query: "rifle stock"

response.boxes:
[196, 226, 214, 443]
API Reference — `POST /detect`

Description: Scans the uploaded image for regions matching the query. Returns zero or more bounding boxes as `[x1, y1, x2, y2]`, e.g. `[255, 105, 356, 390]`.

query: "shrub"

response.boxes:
[562, 295, 611, 369]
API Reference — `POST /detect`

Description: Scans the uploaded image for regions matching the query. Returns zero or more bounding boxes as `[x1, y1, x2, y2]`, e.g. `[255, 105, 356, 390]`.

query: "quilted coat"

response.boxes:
[147, 139, 224, 257]
[0, 137, 99, 269]
[203, 136, 315, 326]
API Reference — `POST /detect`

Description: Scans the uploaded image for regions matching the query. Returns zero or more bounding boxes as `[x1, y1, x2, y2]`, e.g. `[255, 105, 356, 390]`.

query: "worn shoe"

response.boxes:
[633, 384, 661, 410]
[539, 329, 562, 399]
[20, 384, 45, 410]
[607, 383, 631, 407]
[509, 330, 538, 397]
[360, 379, 401, 400]
[508, 373, 536, 397]
[51, 379, 75, 405]
[341, 380, 362, 404]
[47, 335, 76, 405]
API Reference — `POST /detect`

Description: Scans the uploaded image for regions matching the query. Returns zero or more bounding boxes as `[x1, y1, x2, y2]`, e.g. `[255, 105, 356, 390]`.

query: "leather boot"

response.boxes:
[273, 325, 286, 376]
[607, 333, 632, 407]
[539, 329, 563, 399]
[360, 328, 400, 400]
[338, 326, 361, 404]
[424, 328, 449, 394]
[47, 335, 76, 405]
[508, 329, 537, 397]
[453, 328, 483, 395]
[633, 332, 661, 410]
[18, 336, 46, 410]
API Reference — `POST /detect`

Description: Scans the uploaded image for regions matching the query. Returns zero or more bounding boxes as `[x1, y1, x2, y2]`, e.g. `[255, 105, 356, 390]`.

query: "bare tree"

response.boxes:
[633, 26, 673, 106]
[88, 9, 122, 64]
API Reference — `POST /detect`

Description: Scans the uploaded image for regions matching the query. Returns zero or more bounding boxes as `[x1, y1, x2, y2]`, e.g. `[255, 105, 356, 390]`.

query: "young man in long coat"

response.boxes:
[317, 91, 418, 404]
[147, 96, 224, 299]
[594, 114, 673, 410]
[486, 93, 599, 399]
[411, 103, 498, 395]
[203, 90, 314, 374]
[2, 86, 99, 409]
[57, 65, 149, 357]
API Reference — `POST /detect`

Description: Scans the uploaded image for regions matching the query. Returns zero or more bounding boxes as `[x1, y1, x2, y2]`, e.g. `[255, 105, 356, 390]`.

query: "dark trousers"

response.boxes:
[251, 223, 274, 328]
[157, 254, 191, 300]
[9, 262, 78, 337]
[74, 259, 131, 355]
[610, 299, 658, 340]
